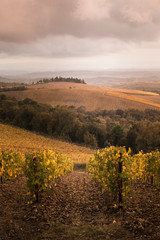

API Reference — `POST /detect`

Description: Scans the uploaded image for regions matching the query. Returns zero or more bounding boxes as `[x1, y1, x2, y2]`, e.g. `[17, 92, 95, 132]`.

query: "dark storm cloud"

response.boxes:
[0, 0, 160, 43]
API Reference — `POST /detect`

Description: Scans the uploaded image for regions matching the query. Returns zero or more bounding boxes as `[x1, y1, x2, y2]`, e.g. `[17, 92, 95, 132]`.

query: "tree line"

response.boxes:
[0, 82, 26, 87]
[0, 86, 27, 92]
[0, 94, 160, 153]
[36, 76, 86, 84]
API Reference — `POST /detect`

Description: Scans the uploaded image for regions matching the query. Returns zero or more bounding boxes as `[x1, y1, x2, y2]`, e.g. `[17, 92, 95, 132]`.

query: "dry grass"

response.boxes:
[106, 90, 160, 108]
[106, 87, 158, 96]
[2, 82, 160, 110]
[0, 123, 95, 163]
[132, 94, 160, 105]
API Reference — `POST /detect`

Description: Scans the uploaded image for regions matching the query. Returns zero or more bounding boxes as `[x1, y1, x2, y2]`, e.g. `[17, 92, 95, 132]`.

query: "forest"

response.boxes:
[1, 94, 160, 153]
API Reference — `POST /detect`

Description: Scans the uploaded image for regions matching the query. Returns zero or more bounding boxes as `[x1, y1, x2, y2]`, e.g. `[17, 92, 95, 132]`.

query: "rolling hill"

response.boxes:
[0, 123, 95, 163]
[2, 82, 160, 111]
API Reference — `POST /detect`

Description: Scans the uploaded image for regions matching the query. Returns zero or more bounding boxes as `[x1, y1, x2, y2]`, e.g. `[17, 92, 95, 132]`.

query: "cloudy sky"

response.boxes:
[1, 0, 160, 72]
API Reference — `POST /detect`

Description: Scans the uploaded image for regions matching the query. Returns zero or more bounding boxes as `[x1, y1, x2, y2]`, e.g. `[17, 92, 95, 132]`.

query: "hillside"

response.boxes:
[0, 123, 95, 163]
[1, 123, 160, 240]
[2, 82, 160, 111]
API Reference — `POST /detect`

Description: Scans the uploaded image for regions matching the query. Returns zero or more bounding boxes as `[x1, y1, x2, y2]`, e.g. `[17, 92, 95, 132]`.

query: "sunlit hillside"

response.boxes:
[0, 123, 95, 163]
[2, 82, 160, 110]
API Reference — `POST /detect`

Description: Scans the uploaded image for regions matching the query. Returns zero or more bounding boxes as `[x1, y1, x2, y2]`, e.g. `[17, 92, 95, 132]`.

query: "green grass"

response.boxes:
[74, 163, 86, 171]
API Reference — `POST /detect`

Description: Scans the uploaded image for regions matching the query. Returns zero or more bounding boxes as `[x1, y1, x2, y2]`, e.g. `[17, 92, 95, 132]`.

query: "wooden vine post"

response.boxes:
[118, 152, 123, 209]
[33, 157, 39, 202]
[151, 175, 153, 185]
[0, 160, 2, 184]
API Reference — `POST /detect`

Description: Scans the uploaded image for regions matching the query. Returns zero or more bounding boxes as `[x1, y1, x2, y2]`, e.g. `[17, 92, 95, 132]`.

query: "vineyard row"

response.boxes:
[0, 149, 73, 202]
[1, 147, 160, 206]
[87, 146, 160, 208]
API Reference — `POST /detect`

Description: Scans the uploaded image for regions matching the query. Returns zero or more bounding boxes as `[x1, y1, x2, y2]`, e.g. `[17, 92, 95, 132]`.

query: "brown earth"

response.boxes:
[0, 167, 160, 240]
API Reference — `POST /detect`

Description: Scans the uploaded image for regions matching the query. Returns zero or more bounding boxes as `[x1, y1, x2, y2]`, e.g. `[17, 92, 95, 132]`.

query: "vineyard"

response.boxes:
[0, 149, 73, 202]
[1, 140, 160, 239]
[0, 123, 95, 163]
[87, 146, 160, 207]
[1, 146, 160, 205]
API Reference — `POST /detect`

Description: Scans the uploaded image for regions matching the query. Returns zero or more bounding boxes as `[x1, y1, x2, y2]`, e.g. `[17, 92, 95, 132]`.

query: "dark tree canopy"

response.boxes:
[1, 94, 160, 152]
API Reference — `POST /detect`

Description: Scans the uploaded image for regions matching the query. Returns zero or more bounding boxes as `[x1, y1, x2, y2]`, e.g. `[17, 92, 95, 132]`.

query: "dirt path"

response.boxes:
[0, 169, 160, 239]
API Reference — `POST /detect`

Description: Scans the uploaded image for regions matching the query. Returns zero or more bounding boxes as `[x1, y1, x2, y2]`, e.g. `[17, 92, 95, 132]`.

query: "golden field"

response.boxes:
[0, 123, 95, 163]
[2, 82, 160, 110]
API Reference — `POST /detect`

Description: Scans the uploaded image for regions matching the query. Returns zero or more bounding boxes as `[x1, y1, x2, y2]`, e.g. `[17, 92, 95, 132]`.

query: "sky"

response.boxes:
[1, 0, 160, 72]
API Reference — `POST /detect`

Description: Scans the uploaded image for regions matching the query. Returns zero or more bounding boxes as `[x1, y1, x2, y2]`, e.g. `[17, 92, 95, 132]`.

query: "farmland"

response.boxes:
[1, 82, 160, 239]
[2, 82, 160, 111]
[0, 123, 95, 163]
[1, 128, 160, 239]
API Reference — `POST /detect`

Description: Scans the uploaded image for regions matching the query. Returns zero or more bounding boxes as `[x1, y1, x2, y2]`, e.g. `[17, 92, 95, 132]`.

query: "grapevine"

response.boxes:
[24, 149, 73, 202]
[0, 150, 24, 183]
[87, 146, 160, 207]
[87, 146, 132, 207]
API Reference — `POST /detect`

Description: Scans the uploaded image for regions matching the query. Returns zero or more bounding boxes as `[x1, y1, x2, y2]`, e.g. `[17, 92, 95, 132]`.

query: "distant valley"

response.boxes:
[1, 69, 160, 94]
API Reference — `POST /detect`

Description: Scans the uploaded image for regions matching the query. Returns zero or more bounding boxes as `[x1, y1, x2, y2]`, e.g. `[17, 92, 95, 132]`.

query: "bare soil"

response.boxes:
[0, 168, 160, 240]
